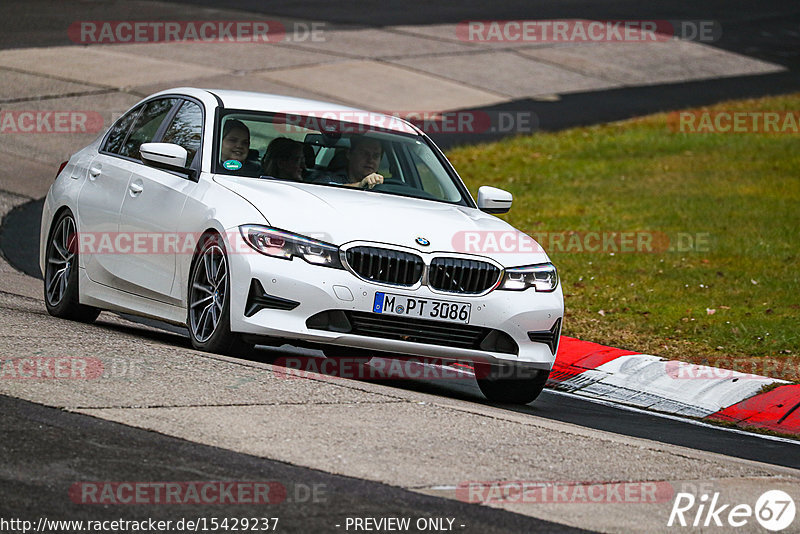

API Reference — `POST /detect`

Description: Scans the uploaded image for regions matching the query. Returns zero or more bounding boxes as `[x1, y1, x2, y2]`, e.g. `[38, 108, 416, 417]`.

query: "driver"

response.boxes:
[316, 135, 385, 189]
[344, 135, 384, 188]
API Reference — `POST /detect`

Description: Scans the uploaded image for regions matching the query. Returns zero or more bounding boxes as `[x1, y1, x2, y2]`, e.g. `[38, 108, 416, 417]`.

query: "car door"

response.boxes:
[78, 97, 179, 289]
[116, 98, 204, 303]
[77, 103, 141, 287]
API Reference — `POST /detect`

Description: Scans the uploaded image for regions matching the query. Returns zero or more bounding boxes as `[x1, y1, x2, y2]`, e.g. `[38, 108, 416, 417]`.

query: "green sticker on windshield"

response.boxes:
[223, 159, 242, 171]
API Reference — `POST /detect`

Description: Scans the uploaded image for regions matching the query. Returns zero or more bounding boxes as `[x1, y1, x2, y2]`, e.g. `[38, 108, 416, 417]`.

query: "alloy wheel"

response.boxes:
[45, 214, 76, 306]
[189, 243, 228, 343]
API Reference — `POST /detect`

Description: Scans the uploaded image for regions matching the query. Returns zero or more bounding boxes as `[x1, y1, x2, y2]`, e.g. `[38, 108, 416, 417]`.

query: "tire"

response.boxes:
[187, 232, 252, 356]
[43, 210, 100, 322]
[474, 363, 550, 404]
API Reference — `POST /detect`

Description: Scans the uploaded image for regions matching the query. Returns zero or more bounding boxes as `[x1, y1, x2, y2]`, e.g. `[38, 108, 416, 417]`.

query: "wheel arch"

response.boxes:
[183, 224, 230, 307]
[40, 204, 75, 277]
[187, 227, 225, 284]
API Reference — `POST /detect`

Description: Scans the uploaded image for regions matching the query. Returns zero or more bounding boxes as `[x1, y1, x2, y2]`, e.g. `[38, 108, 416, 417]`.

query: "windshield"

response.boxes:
[213, 110, 470, 205]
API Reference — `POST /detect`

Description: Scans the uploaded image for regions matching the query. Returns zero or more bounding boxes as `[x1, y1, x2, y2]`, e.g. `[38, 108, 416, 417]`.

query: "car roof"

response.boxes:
[150, 87, 421, 135]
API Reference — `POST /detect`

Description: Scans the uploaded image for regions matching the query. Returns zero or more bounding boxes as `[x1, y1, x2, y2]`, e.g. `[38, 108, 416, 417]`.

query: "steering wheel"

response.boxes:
[371, 178, 404, 188]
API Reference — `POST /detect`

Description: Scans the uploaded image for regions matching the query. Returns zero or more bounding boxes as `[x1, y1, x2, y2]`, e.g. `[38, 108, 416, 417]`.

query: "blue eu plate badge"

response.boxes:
[373, 292, 385, 313]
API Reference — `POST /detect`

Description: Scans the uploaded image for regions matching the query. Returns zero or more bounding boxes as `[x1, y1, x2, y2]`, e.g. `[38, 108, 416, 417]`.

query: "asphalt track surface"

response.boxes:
[2, 200, 799, 473]
[4, 1, 800, 69]
[1, 394, 590, 533]
[2, 1, 800, 531]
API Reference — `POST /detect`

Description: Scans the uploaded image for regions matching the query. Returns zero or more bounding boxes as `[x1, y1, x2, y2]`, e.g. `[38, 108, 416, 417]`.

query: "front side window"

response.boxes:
[161, 100, 203, 165]
[213, 111, 469, 205]
[117, 98, 178, 159]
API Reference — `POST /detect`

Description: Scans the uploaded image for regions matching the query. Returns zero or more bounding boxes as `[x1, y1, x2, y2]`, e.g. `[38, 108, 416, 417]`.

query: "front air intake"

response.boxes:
[528, 318, 562, 355]
[428, 257, 501, 294]
[345, 246, 424, 287]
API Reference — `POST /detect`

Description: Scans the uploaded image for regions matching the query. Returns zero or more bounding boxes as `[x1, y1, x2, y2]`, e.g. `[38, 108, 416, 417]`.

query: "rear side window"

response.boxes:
[162, 100, 203, 165]
[103, 105, 142, 155]
[117, 98, 178, 159]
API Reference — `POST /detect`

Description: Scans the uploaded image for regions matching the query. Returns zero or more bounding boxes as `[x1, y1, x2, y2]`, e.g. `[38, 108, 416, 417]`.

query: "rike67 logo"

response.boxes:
[668, 490, 795, 531]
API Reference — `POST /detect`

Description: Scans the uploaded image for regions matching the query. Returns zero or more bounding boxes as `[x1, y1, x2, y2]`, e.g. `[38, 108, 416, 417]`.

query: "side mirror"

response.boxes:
[477, 186, 512, 214]
[140, 143, 192, 176]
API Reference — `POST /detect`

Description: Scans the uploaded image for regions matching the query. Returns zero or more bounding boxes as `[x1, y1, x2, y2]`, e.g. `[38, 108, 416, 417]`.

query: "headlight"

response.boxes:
[239, 225, 343, 269]
[498, 263, 558, 292]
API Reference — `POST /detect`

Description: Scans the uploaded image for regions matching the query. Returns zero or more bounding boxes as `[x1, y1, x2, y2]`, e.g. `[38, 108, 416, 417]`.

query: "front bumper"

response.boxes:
[227, 246, 564, 370]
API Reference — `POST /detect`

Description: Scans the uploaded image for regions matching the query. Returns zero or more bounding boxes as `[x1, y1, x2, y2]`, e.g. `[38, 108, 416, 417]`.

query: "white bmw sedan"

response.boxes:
[40, 88, 563, 404]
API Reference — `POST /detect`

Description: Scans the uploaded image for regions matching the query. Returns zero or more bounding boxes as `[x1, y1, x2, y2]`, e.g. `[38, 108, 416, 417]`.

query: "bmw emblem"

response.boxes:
[415, 237, 430, 246]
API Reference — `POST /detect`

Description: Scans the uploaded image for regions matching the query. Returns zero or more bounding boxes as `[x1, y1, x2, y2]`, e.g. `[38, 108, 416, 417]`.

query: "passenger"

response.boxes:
[315, 135, 385, 188]
[261, 137, 306, 181]
[219, 119, 260, 175]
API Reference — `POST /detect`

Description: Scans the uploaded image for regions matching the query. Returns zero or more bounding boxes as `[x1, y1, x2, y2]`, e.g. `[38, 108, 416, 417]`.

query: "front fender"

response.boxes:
[173, 173, 268, 305]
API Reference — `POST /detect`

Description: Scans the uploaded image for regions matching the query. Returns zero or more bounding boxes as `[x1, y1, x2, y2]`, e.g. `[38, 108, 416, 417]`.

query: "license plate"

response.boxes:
[372, 292, 471, 324]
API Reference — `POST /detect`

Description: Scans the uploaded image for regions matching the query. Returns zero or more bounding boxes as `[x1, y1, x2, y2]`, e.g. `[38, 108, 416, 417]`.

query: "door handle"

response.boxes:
[129, 183, 143, 195]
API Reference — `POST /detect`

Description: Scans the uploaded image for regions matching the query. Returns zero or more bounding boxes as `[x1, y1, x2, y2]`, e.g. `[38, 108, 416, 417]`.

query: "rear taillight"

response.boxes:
[56, 161, 68, 180]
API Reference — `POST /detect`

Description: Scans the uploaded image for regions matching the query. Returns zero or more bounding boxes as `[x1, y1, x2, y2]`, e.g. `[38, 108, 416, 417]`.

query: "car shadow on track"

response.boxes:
[94, 312, 530, 410]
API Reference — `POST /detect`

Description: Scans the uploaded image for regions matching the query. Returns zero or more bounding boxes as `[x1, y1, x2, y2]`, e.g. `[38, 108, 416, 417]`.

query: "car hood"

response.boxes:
[214, 175, 550, 267]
